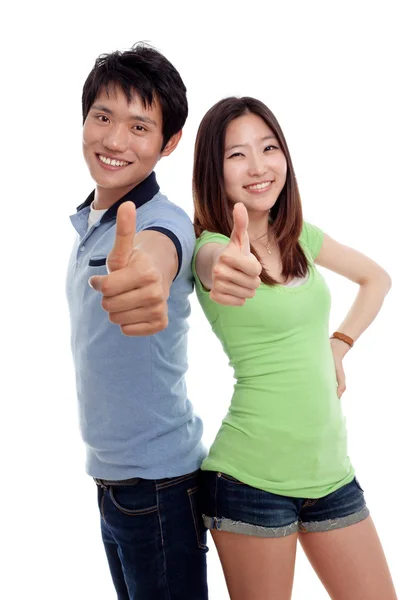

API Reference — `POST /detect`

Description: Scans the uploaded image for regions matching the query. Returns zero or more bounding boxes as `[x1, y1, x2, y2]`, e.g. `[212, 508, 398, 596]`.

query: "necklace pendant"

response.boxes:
[267, 246, 272, 255]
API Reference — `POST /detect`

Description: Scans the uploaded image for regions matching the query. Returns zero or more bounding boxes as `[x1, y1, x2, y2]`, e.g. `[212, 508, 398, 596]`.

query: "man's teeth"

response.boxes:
[247, 182, 272, 190]
[99, 155, 129, 167]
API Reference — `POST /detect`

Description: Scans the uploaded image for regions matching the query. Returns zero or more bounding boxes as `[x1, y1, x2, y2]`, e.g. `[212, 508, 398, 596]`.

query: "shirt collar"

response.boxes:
[76, 172, 160, 223]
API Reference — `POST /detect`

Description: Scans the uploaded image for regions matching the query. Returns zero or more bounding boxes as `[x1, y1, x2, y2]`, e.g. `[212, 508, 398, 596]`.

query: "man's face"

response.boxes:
[83, 85, 178, 199]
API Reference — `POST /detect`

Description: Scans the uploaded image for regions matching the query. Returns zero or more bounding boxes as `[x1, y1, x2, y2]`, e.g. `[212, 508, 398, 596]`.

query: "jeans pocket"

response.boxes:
[97, 485, 106, 520]
[109, 484, 158, 516]
[188, 486, 208, 551]
[156, 470, 199, 491]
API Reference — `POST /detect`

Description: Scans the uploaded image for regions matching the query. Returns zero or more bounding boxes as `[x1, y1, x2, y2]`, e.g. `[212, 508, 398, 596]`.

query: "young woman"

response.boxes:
[192, 96, 397, 600]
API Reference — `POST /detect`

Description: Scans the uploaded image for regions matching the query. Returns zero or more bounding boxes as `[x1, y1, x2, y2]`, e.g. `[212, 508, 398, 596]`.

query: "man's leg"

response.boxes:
[100, 520, 130, 600]
[156, 470, 209, 599]
[96, 478, 170, 600]
[96, 472, 208, 600]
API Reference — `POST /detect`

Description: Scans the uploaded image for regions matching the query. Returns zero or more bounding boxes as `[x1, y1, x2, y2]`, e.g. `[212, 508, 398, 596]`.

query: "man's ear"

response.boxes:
[160, 130, 183, 158]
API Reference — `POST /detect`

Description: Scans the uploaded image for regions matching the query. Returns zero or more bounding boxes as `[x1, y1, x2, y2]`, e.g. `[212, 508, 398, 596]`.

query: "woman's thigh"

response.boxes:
[201, 471, 300, 599]
[299, 516, 397, 599]
[212, 529, 298, 600]
[298, 479, 397, 600]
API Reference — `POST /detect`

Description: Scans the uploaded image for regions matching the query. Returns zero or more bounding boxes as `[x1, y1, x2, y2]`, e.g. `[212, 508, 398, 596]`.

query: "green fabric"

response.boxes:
[193, 222, 354, 498]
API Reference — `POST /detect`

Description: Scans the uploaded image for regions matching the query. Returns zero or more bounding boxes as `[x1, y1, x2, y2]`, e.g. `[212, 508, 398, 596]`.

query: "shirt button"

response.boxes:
[80, 246, 85, 252]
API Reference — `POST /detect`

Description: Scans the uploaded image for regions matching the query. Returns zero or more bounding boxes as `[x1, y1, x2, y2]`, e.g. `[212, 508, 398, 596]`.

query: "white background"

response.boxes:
[2, 1, 399, 598]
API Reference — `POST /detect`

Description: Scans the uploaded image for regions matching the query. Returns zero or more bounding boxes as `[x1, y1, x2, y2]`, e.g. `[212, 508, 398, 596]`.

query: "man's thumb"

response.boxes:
[107, 202, 137, 272]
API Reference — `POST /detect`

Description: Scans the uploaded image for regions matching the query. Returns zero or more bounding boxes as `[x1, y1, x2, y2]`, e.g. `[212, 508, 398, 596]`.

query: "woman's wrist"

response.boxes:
[330, 336, 351, 358]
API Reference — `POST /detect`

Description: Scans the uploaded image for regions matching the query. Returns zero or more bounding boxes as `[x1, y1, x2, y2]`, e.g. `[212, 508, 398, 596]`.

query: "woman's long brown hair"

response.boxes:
[193, 97, 309, 286]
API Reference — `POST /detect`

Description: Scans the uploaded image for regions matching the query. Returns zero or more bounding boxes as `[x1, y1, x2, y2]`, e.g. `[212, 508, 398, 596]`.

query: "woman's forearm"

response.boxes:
[334, 271, 392, 355]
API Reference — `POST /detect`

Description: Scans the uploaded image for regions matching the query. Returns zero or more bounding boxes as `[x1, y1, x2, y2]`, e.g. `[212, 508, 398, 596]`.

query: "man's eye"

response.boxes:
[97, 115, 109, 123]
[133, 125, 146, 132]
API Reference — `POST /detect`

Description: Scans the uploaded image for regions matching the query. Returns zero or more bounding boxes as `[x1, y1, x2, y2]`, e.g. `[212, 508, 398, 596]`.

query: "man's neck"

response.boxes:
[93, 183, 137, 210]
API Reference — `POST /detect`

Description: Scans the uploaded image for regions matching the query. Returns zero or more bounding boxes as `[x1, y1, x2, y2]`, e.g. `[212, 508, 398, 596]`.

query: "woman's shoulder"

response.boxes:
[195, 230, 230, 250]
[299, 221, 324, 260]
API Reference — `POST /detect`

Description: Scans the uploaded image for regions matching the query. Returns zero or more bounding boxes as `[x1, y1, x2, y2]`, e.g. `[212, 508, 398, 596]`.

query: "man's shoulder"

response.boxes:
[138, 192, 194, 230]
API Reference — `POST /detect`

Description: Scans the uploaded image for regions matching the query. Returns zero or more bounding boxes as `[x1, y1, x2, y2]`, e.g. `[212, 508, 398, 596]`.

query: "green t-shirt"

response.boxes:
[193, 222, 354, 498]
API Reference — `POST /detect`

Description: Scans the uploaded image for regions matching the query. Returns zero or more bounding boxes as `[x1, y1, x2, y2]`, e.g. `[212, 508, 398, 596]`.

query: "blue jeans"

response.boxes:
[96, 470, 208, 599]
[202, 471, 369, 537]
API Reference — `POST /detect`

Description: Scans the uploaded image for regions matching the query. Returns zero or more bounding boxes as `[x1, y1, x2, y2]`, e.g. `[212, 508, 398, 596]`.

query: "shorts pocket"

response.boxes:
[109, 484, 158, 516]
[219, 472, 243, 485]
[188, 486, 208, 550]
[354, 477, 364, 493]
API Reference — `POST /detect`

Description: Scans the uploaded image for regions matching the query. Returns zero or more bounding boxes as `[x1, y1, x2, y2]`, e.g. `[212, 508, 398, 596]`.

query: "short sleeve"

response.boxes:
[138, 199, 195, 279]
[300, 221, 324, 261]
[192, 231, 230, 288]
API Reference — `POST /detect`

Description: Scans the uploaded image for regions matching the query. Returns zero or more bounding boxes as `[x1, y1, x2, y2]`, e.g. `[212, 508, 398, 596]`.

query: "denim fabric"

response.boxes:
[96, 470, 208, 599]
[201, 471, 369, 537]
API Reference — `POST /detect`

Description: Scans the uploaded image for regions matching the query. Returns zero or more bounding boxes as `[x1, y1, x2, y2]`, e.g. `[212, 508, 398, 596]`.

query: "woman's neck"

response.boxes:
[247, 213, 271, 244]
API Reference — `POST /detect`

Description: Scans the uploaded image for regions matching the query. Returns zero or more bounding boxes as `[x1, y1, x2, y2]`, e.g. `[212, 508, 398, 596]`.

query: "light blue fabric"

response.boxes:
[66, 189, 206, 480]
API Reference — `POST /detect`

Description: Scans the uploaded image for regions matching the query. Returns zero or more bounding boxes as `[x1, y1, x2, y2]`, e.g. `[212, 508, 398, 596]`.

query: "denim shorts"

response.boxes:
[201, 471, 369, 538]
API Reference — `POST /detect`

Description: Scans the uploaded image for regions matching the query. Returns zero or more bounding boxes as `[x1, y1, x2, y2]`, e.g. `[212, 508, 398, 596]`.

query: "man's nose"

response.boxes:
[103, 124, 129, 153]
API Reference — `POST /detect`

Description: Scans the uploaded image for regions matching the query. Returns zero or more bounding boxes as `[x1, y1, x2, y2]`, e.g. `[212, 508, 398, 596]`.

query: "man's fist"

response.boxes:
[89, 202, 168, 336]
[210, 203, 262, 306]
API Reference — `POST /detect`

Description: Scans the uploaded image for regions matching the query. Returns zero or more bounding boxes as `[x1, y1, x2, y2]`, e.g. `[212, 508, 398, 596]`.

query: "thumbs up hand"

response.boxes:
[89, 202, 168, 336]
[210, 203, 262, 306]
[105, 198, 138, 273]
[227, 200, 251, 256]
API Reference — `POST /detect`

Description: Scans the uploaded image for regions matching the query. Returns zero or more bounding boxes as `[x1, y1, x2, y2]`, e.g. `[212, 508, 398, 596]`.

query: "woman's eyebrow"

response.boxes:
[225, 135, 276, 152]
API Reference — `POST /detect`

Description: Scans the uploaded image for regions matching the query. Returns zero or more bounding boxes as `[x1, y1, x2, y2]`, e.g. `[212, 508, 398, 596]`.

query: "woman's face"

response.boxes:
[223, 113, 287, 215]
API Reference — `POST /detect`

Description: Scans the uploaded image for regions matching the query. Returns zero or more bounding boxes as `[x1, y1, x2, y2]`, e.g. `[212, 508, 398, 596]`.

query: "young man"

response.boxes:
[66, 44, 208, 600]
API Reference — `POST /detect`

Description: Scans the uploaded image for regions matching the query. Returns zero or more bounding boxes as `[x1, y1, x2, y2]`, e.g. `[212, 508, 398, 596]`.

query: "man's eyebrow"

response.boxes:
[91, 104, 113, 115]
[129, 114, 157, 126]
[225, 135, 277, 152]
[91, 105, 157, 126]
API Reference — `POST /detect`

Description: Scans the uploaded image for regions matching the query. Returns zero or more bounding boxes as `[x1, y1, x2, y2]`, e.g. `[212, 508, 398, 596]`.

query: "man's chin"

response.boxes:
[89, 168, 130, 190]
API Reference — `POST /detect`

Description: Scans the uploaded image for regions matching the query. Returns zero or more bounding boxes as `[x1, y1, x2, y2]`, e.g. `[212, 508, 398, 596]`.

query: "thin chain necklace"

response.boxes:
[250, 211, 273, 255]
[252, 231, 272, 255]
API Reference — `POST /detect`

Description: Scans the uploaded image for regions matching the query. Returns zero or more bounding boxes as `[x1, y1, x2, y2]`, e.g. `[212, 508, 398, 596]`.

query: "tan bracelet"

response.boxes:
[330, 331, 354, 348]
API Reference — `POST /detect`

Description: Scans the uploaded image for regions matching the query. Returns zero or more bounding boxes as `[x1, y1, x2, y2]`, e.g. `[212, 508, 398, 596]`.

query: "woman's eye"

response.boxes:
[228, 152, 244, 158]
[264, 145, 278, 152]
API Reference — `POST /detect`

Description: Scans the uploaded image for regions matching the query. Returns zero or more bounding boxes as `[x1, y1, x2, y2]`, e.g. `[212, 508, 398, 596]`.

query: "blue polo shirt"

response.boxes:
[66, 172, 206, 480]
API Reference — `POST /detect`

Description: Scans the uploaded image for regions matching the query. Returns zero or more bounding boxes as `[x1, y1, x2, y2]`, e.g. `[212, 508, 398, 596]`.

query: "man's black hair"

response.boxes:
[82, 42, 188, 148]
